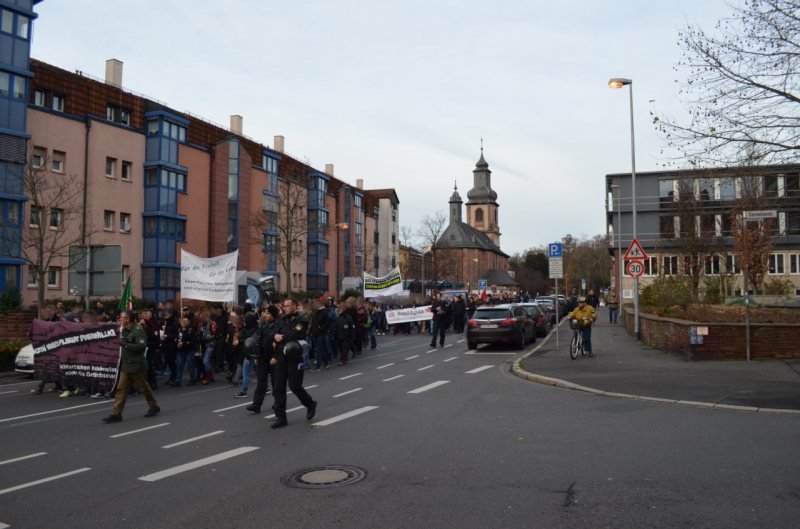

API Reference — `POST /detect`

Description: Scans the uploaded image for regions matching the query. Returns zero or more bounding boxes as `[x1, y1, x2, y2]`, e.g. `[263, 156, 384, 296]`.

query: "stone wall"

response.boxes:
[0, 311, 36, 340]
[622, 307, 800, 360]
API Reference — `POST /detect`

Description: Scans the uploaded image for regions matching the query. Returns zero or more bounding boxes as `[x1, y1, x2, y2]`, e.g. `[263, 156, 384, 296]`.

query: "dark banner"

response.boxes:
[29, 320, 121, 389]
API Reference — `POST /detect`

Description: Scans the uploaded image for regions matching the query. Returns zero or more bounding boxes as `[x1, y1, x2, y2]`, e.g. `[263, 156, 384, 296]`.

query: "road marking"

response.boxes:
[265, 406, 304, 419]
[466, 366, 494, 374]
[0, 400, 110, 423]
[163, 431, 224, 449]
[213, 402, 251, 413]
[408, 381, 450, 394]
[339, 373, 362, 380]
[405, 355, 419, 360]
[0, 391, 18, 396]
[383, 375, 404, 382]
[110, 423, 170, 438]
[443, 357, 457, 362]
[0, 379, 39, 387]
[418, 365, 433, 371]
[0, 452, 46, 466]
[426, 350, 437, 354]
[312, 406, 379, 426]
[457, 339, 465, 343]
[464, 352, 515, 355]
[376, 363, 395, 369]
[138, 447, 259, 482]
[305, 385, 319, 390]
[333, 388, 362, 398]
[0, 468, 91, 496]
[444, 344, 452, 348]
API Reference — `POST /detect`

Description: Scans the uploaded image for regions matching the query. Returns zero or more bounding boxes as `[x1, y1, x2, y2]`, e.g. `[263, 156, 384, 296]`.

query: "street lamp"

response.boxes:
[610, 184, 623, 297]
[609, 77, 640, 339]
[471, 258, 479, 293]
[421, 246, 432, 297]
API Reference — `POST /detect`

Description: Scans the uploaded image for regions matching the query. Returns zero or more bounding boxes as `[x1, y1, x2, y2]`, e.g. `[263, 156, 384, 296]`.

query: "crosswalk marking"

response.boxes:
[418, 365, 433, 371]
[0, 452, 46, 466]
[333, 388, 362, 398]
[138, 447, 259, 482]
[443, 357, 457, 362]
[110, 423, 170, 438]
[0, 468, 91, 496]
[265, 406, 304, 419]
[377, 363, 395, 369]
[405, 355, 419, 360]
[383, 375, 404, 382]
[407, 381, 450, 394]
[162, 431, 224, 449]
[312, 406, 379, 426]
[465, 366, 493, 374]
[339, 373, 362, 380]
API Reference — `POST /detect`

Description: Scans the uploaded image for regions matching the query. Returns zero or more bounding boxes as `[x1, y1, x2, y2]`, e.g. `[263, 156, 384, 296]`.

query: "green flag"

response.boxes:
[119, 276, 133, 311]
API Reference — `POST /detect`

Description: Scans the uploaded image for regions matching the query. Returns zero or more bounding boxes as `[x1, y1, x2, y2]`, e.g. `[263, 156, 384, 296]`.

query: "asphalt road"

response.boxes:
[0, 327, 798, 528]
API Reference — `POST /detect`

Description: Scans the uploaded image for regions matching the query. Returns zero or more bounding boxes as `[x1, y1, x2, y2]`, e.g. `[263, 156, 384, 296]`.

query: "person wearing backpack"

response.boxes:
[310, 300, 332, 371]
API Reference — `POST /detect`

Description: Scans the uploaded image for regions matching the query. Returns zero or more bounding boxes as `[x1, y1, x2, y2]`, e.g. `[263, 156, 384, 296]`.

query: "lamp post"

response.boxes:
[421, 246, 432, 297]
[610, 185, 623, 295]
[609, 77, 640, 339]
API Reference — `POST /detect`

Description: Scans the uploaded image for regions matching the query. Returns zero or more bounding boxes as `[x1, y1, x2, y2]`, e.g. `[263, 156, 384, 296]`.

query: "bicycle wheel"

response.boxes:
[570, 333, 579, 360]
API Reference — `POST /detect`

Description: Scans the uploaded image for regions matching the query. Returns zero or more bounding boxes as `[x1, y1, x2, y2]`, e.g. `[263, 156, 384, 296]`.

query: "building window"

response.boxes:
[146, 168, 157, 186]
[475, 208, 484, 222]
[356, 222, 362, 249]
[34, 89, 45, 106]
[145, 217, 156, 236]
[105, 158, 115, 178]
[789, 254, 799, 275]
[786, 176, 800, 196]
[49, 209, 61, 230]
[52, 94, 64, 112]
[374, 232, 379, 245]
[0, 72, 24, 100]
[769, 253, 785, 275]
[6, 201, 18, 226]
[660, 216, 676, 239]
[106, 104, 132, 126]
[148, 120, 159, 136]
[122, 265, 129, 286]
[722, 214, 734, 237]
[659, 179, 675, 206]
[27, 267, 36, 286]
[787, 211, 800, 235]
[0, 9, 12, 34]
[725, 255, 741, 275]
[392, 256, 396, 268]
[142, 217, 185, 241]
[32, 147, 44, 168]
[121, 162, 131, 181]
[104, 211, 114, 231]
[662, 255, 679, 276]
[47, 268, 60, 288]
[120, 213, 131, 232]
[391, 232, 396, 245]
[16, 15, 28, 39]
[704, 255, 721, 275]
[29, 207, 40, 227]
[391, 202, 397, 222]
[52, 151, 64, 173]
[763, 176, 779, 197]
[643, 256, 659, 276]
[374, 256, 379, 271]
[262, 154, 280, 176]
[719, 178, 736, 200]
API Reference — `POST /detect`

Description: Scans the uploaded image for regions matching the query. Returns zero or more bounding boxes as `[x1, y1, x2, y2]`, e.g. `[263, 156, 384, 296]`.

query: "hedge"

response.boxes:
[0, 339, 31, 373]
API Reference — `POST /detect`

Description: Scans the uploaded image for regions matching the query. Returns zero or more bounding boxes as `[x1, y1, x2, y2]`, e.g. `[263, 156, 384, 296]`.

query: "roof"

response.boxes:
[486, 269, 520, 286]
[364, 189, 399, 203]
[438, 219, 509, 258]
[466, 151, 498, 205]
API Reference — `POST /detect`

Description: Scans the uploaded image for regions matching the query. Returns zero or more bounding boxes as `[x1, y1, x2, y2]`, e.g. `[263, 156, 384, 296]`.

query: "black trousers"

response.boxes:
[213, 340, 226, 370]
[354, 327, 364, 353]
[146, 346, 158, 385]
[271, 354, 314, 419]
[164, 348, 177, 381]
[251, 355, 273, 407]
[430, 323, 446, 346]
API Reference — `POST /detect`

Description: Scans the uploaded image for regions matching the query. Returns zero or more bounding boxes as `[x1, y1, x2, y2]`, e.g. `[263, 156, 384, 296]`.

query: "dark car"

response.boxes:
[520, 302, 551, 337]
[536, 298, 560, 325]
[467, 304, 536, 350]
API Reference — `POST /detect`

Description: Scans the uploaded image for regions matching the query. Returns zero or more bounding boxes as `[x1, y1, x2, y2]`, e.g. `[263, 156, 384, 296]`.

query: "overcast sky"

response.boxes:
[31, 0, 728, 256]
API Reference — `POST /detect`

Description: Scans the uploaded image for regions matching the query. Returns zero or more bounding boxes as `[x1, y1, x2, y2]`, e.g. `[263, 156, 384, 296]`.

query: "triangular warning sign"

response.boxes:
[623, 238, 648, 260]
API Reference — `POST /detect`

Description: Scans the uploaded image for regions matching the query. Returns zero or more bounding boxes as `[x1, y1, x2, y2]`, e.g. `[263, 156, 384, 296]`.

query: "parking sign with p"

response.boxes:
[549, 243, 562, 258]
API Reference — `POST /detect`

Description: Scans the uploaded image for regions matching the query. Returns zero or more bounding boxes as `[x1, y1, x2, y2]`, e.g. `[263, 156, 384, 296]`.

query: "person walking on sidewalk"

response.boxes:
[568, 297, 598, 357]
[102, 310, 160, 423]
[606, 290, 620, 324]
[586, 290, 600, 310]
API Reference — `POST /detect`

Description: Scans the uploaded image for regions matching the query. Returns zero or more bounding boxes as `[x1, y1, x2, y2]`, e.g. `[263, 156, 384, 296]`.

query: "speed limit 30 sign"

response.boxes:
[626, 260, 644, 278]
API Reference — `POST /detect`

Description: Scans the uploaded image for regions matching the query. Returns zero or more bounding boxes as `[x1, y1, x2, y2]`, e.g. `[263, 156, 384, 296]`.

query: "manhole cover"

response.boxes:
[281, 465, 368, 489]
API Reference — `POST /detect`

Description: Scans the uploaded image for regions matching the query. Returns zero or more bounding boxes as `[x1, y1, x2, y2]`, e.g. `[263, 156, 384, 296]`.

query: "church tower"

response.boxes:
[466, 147, 500, 245]
[449, 181, 462, 224]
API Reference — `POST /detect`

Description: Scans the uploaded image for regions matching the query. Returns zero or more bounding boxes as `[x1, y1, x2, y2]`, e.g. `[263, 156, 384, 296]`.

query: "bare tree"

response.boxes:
[0, 147, 99, 318]
[655, 1, 800, 167]
[416, 211, 451, 293]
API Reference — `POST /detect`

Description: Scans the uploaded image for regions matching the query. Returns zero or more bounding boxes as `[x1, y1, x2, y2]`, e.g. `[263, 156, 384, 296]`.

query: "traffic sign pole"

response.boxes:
[548, 243, 563, 351]
[624, 238, 648, 341]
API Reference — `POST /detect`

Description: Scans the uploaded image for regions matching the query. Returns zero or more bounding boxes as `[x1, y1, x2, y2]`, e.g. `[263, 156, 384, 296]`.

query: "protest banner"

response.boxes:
[364, 267, 403, 297]
[385, 305, 433, 324]
[180, 249, 239, 302]
[29, 320, 121, 389]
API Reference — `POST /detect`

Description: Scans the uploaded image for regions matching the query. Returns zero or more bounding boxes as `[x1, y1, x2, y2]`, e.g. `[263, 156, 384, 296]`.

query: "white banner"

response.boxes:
[364, 267, 403, 298]
[385, 305, 433, 324]
[180, 249, 239, 301]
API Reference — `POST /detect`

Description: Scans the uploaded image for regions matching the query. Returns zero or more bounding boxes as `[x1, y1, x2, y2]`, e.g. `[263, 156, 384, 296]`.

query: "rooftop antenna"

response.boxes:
[481, 137, 483, 153]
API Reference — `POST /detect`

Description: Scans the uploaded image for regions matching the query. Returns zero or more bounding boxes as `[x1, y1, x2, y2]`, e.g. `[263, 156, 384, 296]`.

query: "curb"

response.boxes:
[510, 319, 800, 416]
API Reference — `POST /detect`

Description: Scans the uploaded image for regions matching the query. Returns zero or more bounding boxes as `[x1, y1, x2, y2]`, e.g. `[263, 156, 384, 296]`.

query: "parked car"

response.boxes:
[467, 304, 536, 350]
[536, 298, 560, 324]
[539, 296, 568, 320]
[520, 302, 551, 337]
[14, 344, 34, 375]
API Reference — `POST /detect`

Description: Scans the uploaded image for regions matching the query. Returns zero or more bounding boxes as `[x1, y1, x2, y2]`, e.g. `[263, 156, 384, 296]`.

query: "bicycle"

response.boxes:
[569, 318, 587, 360]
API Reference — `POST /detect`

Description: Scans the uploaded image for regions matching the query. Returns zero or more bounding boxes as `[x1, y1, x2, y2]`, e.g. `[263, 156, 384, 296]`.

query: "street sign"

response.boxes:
[549, 257, 563, 279]
[626, 260, 644, 278]
[548, 243, 562, 258]
[246, 285, 260, 306]
[623, 238, 648, 260]
[744, 210, 777, 219]
[581, 278, 586, 290]
[478, 279, 487, 291]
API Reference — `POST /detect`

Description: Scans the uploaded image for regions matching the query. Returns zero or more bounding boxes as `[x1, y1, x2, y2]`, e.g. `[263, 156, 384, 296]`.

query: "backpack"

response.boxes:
[201, 320, 218, 342]
[357, 306, 368, 326]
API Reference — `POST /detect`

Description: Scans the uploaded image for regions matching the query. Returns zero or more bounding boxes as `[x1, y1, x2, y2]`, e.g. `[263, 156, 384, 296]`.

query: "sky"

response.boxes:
[30, 0, 729, 256]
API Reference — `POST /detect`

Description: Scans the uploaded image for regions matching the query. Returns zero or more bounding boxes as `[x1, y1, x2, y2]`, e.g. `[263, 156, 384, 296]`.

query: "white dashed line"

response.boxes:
[139, 447, 259, 482]
[110, 423, 170, 438]
[444, 344, 452, 348]
[466, 366, 494, 374]
[162, 431, 224, 449]
[0, 400, 109, 423]
[407, 381, 450, 394]
[0, 391, 18, 396]
[0, 452, 46, 466]
[339, 373, 362, 380]
[305, 385, 319, 390]
[213, 402, 252, 413]
[426, 350, 437, 354]
[383, 375, 404, 382]
[457, 339, 465, 343]
[418, 365, 434, 371]
[0, 468, 91, 496]
[405, 355, 419, 360]
[376, 363, 395, 369]
[443, 357, 457, 362]
[265, 406, 304, 419]
[312, 406, 379, 426]
[333, 388, 362, 398]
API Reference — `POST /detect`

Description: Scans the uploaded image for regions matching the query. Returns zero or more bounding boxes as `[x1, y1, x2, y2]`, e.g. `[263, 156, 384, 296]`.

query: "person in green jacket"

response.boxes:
[102, 310, 161, 423]
[607, 289, 620, 324]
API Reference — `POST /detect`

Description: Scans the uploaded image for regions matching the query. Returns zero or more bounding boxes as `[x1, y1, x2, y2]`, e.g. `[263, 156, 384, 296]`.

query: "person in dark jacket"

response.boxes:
[453, 295, 466, 333]
[174, 317, 197, 388]
[311, 301, 332, 370]
[210, 305, 228, 372]
[334, 303, 355, 365]
[245, 305, 279, 414]
[430, 297, 450, 348]
[586, 290, 600, 310]
[162, 308, 181, 385]
[233, 313, 259, 398]
[226, 314, 245, 385]
[139, 310, 161, 390]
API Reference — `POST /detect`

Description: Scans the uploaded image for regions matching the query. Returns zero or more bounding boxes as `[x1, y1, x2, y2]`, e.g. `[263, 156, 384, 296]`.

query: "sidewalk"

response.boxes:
[522, 312, 800, 410]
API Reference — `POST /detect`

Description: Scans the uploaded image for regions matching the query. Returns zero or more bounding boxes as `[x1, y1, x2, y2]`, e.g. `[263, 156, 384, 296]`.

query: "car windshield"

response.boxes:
[473, 309, 511, 320]
[538, 300, 554, 307]
[522, 306, 541, 316]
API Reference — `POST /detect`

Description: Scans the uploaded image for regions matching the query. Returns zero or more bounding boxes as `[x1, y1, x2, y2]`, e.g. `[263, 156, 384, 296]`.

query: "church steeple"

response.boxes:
[449, 180, 462, 224]
[465, 145, 501, 246]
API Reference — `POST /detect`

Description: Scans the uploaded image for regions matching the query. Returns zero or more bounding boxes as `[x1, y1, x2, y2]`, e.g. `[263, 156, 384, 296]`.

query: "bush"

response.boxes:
[342, 288, 361, 300]
[639, 275, 697, 312]
[762, 277, 793, 296]
[0, 339, 31, 372]
[0, 285, 22, 314]
[703, 279, 723, 305]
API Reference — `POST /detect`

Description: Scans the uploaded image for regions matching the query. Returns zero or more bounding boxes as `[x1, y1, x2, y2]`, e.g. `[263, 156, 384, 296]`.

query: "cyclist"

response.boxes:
[569, 297, 597, 357]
